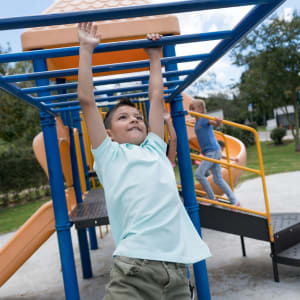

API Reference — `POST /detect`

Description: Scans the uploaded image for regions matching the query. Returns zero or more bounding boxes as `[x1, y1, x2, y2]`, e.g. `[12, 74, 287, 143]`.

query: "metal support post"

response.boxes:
[69, 127, 93, 278]
[55, 78, 94, 274]
[33, 58, 80, 300]
[72, 110, 98, 251]
[40, 112, 80, 300]
[163, 45, 211, 300]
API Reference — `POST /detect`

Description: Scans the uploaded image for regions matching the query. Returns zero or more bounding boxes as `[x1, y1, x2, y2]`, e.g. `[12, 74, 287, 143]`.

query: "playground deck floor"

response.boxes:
[1, 171, 300, 300]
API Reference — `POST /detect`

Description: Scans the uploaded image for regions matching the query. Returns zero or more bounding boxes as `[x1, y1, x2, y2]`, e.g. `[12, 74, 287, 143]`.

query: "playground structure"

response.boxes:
[1, 1, 300, 300]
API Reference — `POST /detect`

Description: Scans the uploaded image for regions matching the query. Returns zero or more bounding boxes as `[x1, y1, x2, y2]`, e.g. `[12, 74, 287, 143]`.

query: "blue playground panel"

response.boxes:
[0, 1, 286, 299]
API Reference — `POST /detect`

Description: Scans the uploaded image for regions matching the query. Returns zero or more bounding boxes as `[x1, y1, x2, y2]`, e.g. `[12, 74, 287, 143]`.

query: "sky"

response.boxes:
[0, 0, 299, 96]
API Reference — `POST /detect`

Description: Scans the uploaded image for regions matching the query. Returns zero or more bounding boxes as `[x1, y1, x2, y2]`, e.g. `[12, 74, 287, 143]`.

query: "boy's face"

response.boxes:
[107, 105, 147, 145]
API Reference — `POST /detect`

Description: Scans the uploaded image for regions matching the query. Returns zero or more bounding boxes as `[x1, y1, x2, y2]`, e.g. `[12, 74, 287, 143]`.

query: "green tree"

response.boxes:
[231, 10, 300, 151]
[186, 72, 222, 96]
[0, 45, 40, 144]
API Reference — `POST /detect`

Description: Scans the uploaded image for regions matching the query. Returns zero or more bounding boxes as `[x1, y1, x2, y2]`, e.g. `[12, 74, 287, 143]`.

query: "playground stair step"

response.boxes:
[271, 213, 300, 255]
[69, 188, 109, 229]
[274, 242, 300, 267]
[198, 204, 270, 241]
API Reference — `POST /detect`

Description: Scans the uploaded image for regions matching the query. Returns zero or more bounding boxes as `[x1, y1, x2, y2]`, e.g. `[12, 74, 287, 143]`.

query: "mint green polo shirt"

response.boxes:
[92, 132, 211, 264]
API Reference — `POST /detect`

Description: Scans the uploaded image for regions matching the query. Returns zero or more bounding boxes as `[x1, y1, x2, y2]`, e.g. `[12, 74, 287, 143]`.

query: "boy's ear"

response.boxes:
[106, 129, 114, 141]
[106, 129, 113, 139]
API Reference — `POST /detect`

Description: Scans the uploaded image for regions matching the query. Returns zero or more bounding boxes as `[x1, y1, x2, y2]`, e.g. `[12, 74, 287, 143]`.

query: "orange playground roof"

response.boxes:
[21, 0, 180, 78]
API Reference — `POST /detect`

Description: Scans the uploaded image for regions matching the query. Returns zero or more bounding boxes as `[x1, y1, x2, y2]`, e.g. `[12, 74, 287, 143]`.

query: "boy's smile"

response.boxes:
[106, 105, 147, 145]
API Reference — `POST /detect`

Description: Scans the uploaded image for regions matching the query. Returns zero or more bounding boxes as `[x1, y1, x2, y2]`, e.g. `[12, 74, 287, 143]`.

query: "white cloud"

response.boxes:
[280, 7, 293, 21]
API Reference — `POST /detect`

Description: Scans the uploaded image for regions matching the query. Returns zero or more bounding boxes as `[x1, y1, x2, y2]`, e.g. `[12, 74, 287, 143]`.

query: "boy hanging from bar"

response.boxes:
[77, 22, 210, 300]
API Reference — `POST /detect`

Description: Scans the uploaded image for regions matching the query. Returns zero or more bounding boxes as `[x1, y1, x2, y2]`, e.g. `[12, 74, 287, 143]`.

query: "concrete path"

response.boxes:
[1, 172, 300, 299]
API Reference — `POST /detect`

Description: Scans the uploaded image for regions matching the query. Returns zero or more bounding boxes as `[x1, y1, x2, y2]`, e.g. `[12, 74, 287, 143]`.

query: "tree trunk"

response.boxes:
[293, 102, 300, 152]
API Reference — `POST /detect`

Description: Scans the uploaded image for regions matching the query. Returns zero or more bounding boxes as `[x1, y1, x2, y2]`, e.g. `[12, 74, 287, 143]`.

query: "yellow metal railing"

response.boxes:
[187, 111, 274, 242]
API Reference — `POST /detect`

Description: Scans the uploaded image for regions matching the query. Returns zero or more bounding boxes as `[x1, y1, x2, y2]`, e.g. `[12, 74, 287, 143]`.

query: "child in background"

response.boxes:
[77, 22, 210, 300]
[189, 98, 240, 207]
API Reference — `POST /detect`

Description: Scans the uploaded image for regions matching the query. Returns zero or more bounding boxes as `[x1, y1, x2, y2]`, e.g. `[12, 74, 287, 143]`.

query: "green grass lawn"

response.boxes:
[0, 199, 49, 234]
[240, 140, 300, 182]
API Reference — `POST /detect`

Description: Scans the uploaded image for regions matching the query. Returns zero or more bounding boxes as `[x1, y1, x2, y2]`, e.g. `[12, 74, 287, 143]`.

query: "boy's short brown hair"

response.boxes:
[103, 98, 137, 129]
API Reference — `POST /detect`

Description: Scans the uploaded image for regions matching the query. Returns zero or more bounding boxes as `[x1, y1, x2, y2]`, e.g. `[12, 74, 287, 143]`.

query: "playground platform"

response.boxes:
[1, 171, 300, 300]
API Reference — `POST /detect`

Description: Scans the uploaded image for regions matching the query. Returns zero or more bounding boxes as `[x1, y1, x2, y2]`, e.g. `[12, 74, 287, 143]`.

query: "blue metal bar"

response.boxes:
[35, 87, 175, 104]
[0, 32, 216, 63]
[40, 113, 80, 300]
[0, 0, 268, 31]
[167, 0, 287, 102]
[69, 125, 96, 270]
[71, 110, 98, 251]
[0, 74, 56, 116]
[46, 89, 174, 109]
[22, 78, 183, 94]
[36, 84, 152, 102]
[53, 99, 149, 114]
[163, 44, 211, 299]
[55, 78, 69, 125]
[4, 62, 192, 82]
[56, 76, 95, 274]
[33, 59, 81, 299]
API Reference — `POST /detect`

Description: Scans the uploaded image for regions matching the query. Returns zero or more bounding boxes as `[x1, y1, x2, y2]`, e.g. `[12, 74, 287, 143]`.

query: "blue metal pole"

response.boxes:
[0, 0, 268, 30]
[40, 113, 81, 300]
[0, 36, 211, 62]
[32, 58, 80, 300]
[55, 77, 94, 275]
[163, 45, 211, 300]
[22, 78, 183, 95]
[38, 87, 174, 104]
[56, 78, 93, 278]
[55, 78, 69, 125]
[68, 125, 94, 277]
[4, 60, 194, 83]
[72, 110, 98, 251]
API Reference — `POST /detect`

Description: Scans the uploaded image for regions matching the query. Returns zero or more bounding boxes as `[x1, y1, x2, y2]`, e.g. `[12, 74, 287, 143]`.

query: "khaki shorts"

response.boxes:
[103, 256, 190, 300]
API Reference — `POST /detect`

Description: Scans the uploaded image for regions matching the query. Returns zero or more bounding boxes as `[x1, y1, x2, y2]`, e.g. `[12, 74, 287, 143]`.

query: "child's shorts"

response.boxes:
[103, 255, 191, 300]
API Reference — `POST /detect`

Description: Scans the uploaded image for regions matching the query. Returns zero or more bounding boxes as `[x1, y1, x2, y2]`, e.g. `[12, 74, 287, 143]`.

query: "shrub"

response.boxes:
[0, 144, 48, 195]
[270, 127, 287, 145]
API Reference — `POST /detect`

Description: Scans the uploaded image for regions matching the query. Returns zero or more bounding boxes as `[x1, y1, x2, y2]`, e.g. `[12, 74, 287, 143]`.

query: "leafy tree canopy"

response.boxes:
[230, 10, 300, 150]
[0, 45, 41, 144]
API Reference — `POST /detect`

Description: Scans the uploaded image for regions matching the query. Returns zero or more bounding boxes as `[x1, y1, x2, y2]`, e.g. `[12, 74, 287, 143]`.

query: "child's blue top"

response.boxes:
[92, 132, 211, 264]
[195, 118, 220, 154]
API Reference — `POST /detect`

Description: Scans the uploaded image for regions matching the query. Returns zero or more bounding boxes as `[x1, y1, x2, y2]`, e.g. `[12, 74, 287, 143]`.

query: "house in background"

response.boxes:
[274, 105, 295, 129]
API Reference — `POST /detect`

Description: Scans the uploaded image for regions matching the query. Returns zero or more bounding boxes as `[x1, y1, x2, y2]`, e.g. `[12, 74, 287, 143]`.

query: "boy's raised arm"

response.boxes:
[164, 110, 177, 165]
[144, 33, 164, 140]
[77, 22, 107, 149]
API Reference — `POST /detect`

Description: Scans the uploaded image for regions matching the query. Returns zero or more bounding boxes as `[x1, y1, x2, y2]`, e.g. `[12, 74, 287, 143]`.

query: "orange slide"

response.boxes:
[0, 118, 77, 287]
[182, 93, 247, 196]
[0, 201, 55, 287]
